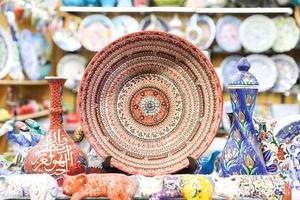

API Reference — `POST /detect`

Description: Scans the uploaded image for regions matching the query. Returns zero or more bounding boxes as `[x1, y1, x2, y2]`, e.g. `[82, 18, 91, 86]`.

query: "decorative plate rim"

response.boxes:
[0, 27, 12, 79]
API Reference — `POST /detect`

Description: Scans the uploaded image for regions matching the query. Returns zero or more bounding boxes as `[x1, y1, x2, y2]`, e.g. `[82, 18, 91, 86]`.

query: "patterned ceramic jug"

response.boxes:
[24, 77, 87, 185]
[220, 58, 267, 176]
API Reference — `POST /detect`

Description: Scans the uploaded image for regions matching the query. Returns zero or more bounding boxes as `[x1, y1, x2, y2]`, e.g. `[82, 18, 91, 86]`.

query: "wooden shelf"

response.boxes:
[0, 110, 50, 123]
[0, 80, 48, 86]
[60, 6, 293, 15]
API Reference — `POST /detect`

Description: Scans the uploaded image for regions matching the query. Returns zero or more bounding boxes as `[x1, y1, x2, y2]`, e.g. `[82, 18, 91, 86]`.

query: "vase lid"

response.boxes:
[228, 57, 259, 89]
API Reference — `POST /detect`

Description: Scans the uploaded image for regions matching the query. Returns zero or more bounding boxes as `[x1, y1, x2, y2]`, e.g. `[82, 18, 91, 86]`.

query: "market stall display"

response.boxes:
[1, 1, 300, 199]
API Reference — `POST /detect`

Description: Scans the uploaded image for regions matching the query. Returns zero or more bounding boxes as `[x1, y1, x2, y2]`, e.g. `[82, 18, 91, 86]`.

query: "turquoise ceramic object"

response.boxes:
[100, 0, 116, 6]
[220, 58, 267, 177]
[196, 150, 220, 174]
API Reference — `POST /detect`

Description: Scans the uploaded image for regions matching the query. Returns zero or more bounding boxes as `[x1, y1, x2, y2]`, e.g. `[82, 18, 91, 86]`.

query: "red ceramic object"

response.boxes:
[63, 173, 137, 200]
[24, 77, 87, 185]
[79, 31, 223, 176]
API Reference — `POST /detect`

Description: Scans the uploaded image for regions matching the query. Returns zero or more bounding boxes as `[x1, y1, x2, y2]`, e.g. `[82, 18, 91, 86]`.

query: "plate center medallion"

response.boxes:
[131, 88, 169, 126]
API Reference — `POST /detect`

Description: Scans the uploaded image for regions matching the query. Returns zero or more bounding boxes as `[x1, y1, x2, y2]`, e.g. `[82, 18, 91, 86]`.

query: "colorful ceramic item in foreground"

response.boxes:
[240, 15, 276, 53]
[216, 15, 241, 52]
[0, 174, 59, 200]
[79, 15, 116, 52]
[24, 77, 87, 185]
[214, 175, 291, 200]
[63, 173, 137, 200]
[0, 27, 12, 79]
[149, 176, 182, 200]
[186, 14, 215, 50]
[79, 31, 223, 176]
[271, 54, 299, 93]
[134, 176, 163, 198]
[273, 17, 300, 53]
[220, 58, 268, 177]
[247, 54, 278, 92]
[196, 151, 220, 174]
[56, 54, 86, 90]
[181, 176, 212, 200]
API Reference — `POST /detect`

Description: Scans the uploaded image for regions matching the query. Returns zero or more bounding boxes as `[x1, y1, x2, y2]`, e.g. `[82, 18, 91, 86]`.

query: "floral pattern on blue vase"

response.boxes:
[220, 57, 267, 177]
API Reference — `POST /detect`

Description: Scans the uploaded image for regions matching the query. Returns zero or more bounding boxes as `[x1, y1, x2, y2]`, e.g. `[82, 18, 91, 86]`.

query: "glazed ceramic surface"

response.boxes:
[0, 27, 12, 79]
[79, 31, 223, 176]
[220, 55, 242, 90]
[134, 175, 163, 198]
[0, 174, 59, 200]
[63, 174, 137, 200]
[186, 14, 215, 50]
[216, 16, 241, 52]
[271, 54, 299, 93]
[149, 176, 182, 199]
[240, 15, 276, 53]
[220, 58, 268, 177]
[273, 17, 300, 53]
[140, 15, 169, 32]
[79, 15, 116, 52]
[51, 17, 81, 52]
[24, 77, 87, 185]
[214, 175, 290, 200]
[181, 176, 212, 200]
[19, 29, 40, 80]
[32, 32, 52, 66]
[112, 15, 140, 38]
[56, 54, 86, 90]
[247, 54, 278, 92]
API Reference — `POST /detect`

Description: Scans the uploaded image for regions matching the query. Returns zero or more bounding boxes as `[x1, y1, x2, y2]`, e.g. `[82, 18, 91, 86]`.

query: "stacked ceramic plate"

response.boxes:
[57, 54, 87, 90]
[0, 26, 12, 79]
[216, 15, 242, 52]
[240, 15, 277, 53]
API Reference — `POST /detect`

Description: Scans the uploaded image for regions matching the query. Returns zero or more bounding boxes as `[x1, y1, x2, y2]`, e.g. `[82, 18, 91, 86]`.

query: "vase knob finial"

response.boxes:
[237, 57, 250, 72]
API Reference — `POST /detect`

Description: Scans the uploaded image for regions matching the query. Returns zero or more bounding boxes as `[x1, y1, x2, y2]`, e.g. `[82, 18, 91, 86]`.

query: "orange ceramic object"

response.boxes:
[24, 77, 87, 185]
[63, 173, 138, 200]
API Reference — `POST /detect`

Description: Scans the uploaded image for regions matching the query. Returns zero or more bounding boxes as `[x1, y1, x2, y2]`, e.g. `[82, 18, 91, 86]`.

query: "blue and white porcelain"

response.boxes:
[220, 58, 268, 177]
[220, 55, 242, 90]
[112, 15, 140, 38]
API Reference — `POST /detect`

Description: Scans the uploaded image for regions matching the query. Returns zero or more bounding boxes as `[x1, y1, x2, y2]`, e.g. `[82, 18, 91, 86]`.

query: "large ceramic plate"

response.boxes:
[216, 15, 241, 52]
[0, 27, 12, 79]
[186, 14, 215, 50]
[79, 31, 223, 176]
[247, 54, 277, 92]
[112, 15, 140, 38]
[273, 17, 300, 53]
[57, 54, 86, 90]
[79, 15, 116, 52]
[240, 15, 276, 53]
[220, 55, 242, 90]
[271, 54, 299, 93]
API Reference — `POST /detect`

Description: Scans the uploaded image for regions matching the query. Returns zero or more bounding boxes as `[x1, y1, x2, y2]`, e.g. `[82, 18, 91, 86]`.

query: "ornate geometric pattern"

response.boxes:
[79, 31, 223, 176]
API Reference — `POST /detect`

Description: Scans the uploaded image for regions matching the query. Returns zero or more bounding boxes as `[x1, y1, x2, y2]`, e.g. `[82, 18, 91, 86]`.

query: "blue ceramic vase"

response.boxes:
[220, 58, 267, 177]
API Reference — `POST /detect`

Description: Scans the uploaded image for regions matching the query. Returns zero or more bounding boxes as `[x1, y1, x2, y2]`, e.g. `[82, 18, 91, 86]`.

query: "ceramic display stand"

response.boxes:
[102, 156, 198, 174]
[220, 58, 267, 177]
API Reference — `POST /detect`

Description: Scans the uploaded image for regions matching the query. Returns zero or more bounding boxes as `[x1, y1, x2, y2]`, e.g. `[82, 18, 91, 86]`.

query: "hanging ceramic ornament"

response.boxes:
[169, 14, 184, 38]
[220, 58, 268, 177]
[24, 77, 87, 185]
